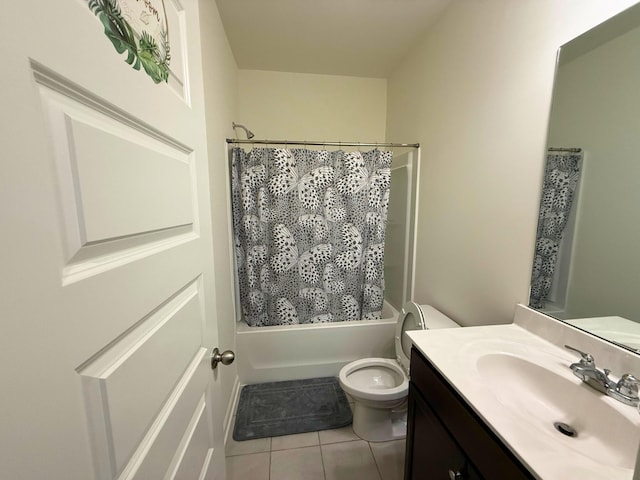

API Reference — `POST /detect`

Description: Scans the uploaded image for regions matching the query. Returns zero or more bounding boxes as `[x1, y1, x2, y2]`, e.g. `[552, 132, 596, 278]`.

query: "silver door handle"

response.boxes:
[210, 348, 235, 369]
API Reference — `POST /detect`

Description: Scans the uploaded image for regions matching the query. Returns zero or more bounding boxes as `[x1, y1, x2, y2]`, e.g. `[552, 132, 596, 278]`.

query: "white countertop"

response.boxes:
[408, 322, 640, 480]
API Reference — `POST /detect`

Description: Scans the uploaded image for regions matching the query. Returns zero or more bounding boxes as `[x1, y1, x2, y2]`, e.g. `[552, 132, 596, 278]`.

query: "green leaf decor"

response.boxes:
[87, 0, 171, 84]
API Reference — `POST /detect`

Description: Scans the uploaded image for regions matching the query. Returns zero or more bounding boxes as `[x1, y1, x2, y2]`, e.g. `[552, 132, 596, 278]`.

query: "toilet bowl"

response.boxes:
[339, 302, 460, 442]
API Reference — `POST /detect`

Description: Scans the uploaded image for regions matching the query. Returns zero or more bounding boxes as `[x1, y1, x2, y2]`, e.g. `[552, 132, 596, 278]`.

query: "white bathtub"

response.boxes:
[235, 301, 399, 384]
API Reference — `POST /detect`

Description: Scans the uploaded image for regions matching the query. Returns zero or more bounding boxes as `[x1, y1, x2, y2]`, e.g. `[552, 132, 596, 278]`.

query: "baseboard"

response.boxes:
[223, 375, 242, 447]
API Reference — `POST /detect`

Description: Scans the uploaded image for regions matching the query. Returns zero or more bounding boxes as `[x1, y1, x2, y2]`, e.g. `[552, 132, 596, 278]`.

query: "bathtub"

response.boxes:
[235, 301, 400, 384]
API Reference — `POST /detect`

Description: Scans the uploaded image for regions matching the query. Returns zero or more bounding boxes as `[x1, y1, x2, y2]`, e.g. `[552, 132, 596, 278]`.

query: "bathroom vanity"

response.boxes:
[405, 347, 532, 479]
[405, 305, 640, 480]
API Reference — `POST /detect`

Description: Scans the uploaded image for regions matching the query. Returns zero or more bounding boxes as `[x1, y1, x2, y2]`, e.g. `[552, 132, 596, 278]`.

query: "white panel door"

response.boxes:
[0, 1, 226, 479]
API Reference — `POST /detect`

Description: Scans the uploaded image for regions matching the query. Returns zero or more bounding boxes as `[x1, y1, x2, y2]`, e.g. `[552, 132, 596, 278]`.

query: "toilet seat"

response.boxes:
[338, 302, 460, 442]
[338, 358, 407, 402]
[339, 302, 428, 403]
[395, 302, 462, 372]
[394, 301, 427, 373]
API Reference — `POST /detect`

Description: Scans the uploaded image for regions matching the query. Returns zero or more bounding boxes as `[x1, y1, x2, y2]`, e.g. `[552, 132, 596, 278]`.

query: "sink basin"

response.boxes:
[408, 319, 640, 479]
[476, 352, 636, 469]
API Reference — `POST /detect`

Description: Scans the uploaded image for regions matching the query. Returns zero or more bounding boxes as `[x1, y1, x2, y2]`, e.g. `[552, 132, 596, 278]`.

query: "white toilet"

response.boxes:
[338, 302, 460, 442]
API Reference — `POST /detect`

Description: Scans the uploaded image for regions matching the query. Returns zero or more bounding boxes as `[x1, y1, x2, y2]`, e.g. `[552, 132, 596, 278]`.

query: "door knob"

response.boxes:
[210, 348, 235, 369]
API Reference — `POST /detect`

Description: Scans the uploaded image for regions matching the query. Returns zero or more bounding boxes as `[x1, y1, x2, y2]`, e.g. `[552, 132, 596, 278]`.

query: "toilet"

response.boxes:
[338, 302, 460, 442]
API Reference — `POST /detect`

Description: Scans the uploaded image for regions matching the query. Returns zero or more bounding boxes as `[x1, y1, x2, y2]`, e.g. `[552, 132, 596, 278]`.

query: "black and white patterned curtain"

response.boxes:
[529, 151, 582, 309]
[231, 147, 392, 326]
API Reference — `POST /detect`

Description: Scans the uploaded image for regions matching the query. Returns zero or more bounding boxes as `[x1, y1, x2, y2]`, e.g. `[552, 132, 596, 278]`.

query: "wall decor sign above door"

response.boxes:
[87, 0, 171, 84]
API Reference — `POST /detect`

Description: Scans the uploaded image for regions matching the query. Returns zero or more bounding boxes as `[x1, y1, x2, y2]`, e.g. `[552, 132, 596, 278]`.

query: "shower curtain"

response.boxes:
[529, 150, 582, 309]
[231, 147, 392, 326]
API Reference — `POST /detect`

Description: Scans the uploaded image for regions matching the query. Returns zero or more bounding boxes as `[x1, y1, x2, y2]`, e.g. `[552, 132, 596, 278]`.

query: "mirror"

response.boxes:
[529, 2, 640, 352]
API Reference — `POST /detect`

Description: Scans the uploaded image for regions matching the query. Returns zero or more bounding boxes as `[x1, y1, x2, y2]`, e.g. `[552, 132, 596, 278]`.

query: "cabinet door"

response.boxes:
[406, 384, 481, 480]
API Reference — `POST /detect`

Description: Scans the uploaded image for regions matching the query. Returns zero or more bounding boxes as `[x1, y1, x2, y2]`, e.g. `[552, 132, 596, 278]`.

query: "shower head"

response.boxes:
[232, 122, 255, 139]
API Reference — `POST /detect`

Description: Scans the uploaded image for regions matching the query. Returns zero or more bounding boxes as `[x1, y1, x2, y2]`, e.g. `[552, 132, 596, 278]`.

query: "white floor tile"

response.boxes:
[370, 439, 406, 480]
[271, 446, 325, 480]
[322, 440, 382, 480]
[225, 436, 271, 456]
[271, 431, 319, 451]
[225, 452, 270, 480]
[318, 425, 359, 444]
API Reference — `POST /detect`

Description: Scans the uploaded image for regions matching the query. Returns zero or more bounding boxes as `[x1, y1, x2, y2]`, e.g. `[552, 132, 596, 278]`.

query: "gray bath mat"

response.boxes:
[233, 376, 352, 441]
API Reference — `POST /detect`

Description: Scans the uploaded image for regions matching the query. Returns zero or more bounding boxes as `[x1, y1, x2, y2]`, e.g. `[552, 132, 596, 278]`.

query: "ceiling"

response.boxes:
[215, 0, 453, 78]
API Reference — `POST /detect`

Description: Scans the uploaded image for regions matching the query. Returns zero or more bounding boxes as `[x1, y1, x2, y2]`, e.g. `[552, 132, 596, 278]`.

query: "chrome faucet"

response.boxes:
[565, 345, 640, 407]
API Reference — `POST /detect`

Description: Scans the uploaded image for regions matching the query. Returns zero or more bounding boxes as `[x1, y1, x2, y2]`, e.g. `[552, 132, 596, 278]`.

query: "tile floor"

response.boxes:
[226, 393, 405, 480]
[225, 425, 406, 480]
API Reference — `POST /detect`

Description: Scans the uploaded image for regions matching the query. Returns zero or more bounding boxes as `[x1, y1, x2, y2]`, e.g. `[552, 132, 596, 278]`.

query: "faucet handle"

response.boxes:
[564, 345, 595, 366]
[616, 374, 640, 398]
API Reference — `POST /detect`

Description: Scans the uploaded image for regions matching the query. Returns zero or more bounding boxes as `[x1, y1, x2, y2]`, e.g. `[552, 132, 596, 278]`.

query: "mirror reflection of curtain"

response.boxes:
[231, 147, 391, 326]
[529, 151, 582, 309]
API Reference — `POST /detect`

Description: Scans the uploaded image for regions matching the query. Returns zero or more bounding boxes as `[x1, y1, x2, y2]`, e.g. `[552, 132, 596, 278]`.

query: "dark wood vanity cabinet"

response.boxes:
[404, 347, 534, 480]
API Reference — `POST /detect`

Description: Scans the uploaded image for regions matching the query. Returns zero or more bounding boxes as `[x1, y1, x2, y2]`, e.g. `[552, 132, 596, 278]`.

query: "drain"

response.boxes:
[554, 422, 577, 437]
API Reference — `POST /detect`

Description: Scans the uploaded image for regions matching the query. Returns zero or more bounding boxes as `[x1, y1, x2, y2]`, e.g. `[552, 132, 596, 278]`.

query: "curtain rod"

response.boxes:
[548, 147, 582, 152]
[226, 138, 420, 148]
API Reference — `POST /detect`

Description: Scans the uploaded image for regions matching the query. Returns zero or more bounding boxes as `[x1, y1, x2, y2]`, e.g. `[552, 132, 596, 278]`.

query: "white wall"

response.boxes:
[385, 0, 637, 326]
[198, 0, 239, 424]
[237, 70, 387, 141]
[548, 24, 640, 320]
